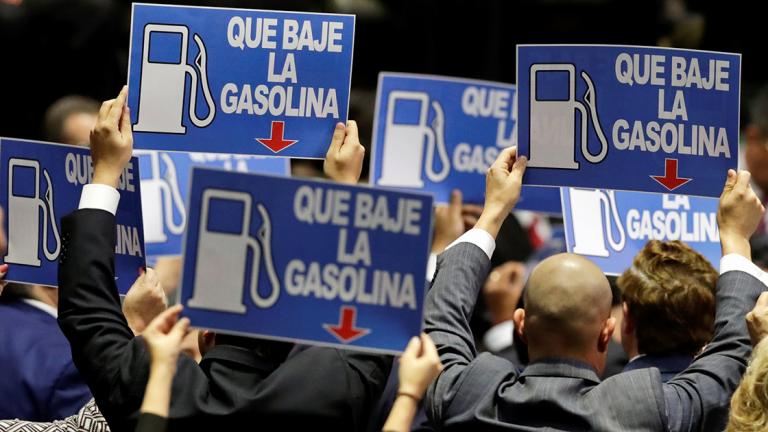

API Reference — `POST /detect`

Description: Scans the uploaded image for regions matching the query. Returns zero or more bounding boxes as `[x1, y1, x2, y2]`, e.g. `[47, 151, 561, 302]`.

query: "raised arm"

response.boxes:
[57, 88, 208, 431]
[423, 147, 526, 421]
[57, 87, 147, 411]
[664, 170, 768, 432]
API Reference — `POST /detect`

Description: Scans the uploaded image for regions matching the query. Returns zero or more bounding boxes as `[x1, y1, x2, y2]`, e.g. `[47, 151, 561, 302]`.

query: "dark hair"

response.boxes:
[43, 95, 99, 143]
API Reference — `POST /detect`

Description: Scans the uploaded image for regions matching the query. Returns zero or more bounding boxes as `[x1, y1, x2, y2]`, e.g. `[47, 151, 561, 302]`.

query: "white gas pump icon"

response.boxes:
[134, 24, 215, 134]
[188, 190, 280, 313]
[528, 64, 609, 169]
[379, 91, 450, 188]
[136, 151, 186, 244]
[568, 188, 626, 258]
[4, 159, 61, 267]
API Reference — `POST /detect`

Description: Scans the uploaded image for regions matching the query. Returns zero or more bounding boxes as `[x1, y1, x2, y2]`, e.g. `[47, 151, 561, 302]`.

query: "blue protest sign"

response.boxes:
[369, 73, 561, 215]
[136, 151, 289, 257]
[517, 45, 740, 198]
[0, 138, 146, 294]
[128, 3, 354, 158]
[370, 73, 515, 204]
[179, 168, 433, 354]
[561, 188, 720, 274]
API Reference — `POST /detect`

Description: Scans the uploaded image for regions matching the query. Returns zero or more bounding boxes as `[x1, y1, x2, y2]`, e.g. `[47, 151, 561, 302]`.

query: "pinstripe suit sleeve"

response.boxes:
[664, 269, 766, 432]
[423, 242, 492, 424]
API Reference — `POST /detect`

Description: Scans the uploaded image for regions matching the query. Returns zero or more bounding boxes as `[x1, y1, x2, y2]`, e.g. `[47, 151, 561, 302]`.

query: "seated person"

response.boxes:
[57, 88, 390, 431]
[618, 240, 717, 381]
[0, 268, 168, 430]
[0, 282, 91, 421]
[423, 146, 767, 431]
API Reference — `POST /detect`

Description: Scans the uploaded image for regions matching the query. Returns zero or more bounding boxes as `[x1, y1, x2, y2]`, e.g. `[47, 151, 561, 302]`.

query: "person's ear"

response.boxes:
[622, 302, 635, 336]
[513, 308, 527, 344]
[599, 317, 616, 353]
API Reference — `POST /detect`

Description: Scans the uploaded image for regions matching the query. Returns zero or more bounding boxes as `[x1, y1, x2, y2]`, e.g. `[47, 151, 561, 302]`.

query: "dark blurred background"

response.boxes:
[0, 0, 763, 144]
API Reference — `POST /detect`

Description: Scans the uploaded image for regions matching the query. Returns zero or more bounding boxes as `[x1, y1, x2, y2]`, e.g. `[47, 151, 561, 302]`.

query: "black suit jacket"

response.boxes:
[57, 209, 391, 432]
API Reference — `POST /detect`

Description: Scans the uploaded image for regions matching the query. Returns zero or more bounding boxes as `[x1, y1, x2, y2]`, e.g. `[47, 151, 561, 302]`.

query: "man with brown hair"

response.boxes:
[618, 240, 717, 381]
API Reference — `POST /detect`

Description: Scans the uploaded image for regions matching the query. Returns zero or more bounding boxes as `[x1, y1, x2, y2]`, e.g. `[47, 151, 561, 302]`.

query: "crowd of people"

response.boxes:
[2, 8, 768, 427]
[0, 83, 766, 432]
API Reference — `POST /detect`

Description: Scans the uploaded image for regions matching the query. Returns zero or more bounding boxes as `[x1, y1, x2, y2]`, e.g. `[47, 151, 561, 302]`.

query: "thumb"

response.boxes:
[449, 190, 462, 217]
[402, 336, 420, 358]
[507, 153, 527, 186]
[326, 122, 346, 156]
[722, 169, 737, 194]
[757, 291, 768, 309]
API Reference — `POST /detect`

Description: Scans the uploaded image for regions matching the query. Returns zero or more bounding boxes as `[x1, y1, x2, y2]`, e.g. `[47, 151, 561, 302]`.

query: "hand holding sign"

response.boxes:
[484, 261, 527, 324]
[91, 86, 134, 188]
[718, 170, 765, 258]
[746, 292, 768, 347]
[324, 121, 365, 185]
[432, 190, 465, 253]
[397, 334, 443, 399]
[476, 147, 527, 238]
[141, 304, 191, 370]
[123, 268, 168, 335]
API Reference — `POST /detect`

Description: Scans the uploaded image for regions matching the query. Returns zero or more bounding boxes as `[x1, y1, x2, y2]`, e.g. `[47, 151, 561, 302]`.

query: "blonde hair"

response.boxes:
[727, 337, 768, 431]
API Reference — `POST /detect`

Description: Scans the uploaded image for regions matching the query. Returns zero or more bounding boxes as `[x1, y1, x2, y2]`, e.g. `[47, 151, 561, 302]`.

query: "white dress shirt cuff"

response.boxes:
[484, 320, 514, 352]
[78, 184, 120, 215]
[426, 253, 437, 283]
[446, 228, 496, 260]
[720, 253, 768, 287]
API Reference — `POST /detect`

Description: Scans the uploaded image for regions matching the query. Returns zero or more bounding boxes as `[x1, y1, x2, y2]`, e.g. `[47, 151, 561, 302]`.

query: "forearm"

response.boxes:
[382, 396, 419, 432]
[140, 362, 176, 418]
[58, 209, 148, 426]
[665, 268, 767, 431]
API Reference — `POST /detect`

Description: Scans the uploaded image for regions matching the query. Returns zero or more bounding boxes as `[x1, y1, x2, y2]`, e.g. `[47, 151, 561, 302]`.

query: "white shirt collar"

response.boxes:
[21, 298, 58, 318]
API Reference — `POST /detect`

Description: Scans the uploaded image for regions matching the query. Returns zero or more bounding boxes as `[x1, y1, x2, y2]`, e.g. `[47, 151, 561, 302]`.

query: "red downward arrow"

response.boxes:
[651, 158, 692, 191]
[323, 306, 371, 344]
[256, 121, 298, 153]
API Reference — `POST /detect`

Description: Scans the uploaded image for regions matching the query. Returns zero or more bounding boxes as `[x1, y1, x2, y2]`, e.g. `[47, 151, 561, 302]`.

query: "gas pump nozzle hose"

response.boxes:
[186, 34, 215, 128]
[580, 72, 609, 164]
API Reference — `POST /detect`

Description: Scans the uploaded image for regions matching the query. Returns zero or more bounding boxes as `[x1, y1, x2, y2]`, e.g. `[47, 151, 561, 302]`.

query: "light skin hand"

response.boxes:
[90, 86, 133, 188]
[123, 268, 168, 335]
[324, 121, 365, 184]
[432, 190, 465, 253]
[475, 146, 527, 239]
[461, 204, 484, 231]
[397, 333, 443, 398]
[483, 261, 527, 324]
[717, 169, 765, 258]
[747, 292, 768, 346]
[382, 334, 443, 432]
[142, 304, 190, 371]
[140, 305, 190, 418]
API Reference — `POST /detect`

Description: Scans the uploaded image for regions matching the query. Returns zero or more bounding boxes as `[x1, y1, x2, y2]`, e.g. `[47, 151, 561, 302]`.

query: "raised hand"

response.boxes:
[90, 86, 133, 188]
[324, 121, 365, 184]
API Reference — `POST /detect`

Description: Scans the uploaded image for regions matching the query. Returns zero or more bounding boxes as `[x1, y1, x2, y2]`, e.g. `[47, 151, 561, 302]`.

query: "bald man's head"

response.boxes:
[519, 253, 613, 362]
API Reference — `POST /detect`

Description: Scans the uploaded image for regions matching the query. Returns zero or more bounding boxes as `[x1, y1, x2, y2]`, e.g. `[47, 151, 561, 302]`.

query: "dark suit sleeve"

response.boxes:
[422, 242, 491, 423]
[57, 209, 205, 432]
[664, 269, 766, 432]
